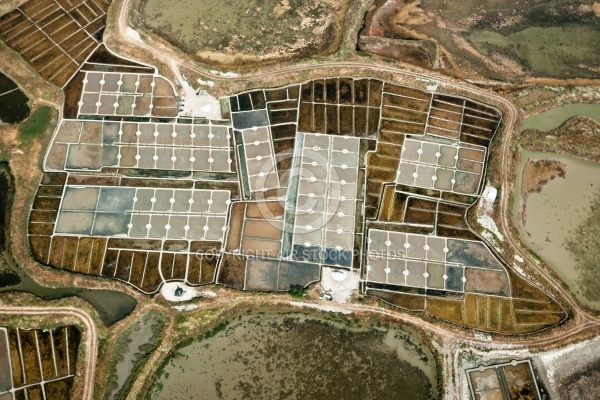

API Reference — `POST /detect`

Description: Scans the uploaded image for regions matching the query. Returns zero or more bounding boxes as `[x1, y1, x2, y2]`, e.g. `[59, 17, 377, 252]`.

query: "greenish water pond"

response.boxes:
[148, 312, 439, 400]
[519, 103, 600, 133]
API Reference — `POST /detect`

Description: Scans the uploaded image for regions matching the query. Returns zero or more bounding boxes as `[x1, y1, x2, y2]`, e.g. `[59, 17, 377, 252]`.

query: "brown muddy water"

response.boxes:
[148, 312, 439, 400]
[514, 148, 600, 310]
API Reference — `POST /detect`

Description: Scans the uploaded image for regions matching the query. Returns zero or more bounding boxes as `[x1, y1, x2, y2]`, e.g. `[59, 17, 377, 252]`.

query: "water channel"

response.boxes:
[520, 103, 600, 133]
[0, 163, 136, 326]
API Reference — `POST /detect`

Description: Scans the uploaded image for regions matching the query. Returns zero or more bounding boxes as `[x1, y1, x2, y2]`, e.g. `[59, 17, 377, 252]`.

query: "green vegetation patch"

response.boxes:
[468, 5, 600, 79]
[18, 106, 56, 145]
[138, 0, 348, 65]
[469, 25, 600, 79]
[289, 284, 306, 298]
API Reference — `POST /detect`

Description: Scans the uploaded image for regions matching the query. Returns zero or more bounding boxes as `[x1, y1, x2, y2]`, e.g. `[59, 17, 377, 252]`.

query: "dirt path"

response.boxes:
[0, 307, 97, 400]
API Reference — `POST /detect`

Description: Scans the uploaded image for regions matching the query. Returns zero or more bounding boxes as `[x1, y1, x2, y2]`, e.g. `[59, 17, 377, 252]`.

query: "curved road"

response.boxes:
[0, 307, 97, 400]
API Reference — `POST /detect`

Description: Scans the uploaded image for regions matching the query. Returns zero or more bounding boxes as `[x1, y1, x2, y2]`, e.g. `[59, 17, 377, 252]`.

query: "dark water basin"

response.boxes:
[0, 73, 30, 124]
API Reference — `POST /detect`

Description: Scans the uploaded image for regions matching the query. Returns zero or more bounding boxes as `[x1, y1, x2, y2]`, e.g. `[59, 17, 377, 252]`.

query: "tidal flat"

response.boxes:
[148, 311, 439, 400]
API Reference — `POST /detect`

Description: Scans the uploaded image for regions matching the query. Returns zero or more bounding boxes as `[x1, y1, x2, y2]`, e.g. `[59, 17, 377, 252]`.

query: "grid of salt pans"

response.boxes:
[292, 133, 360, 250]
[55, 186, 230, 241]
